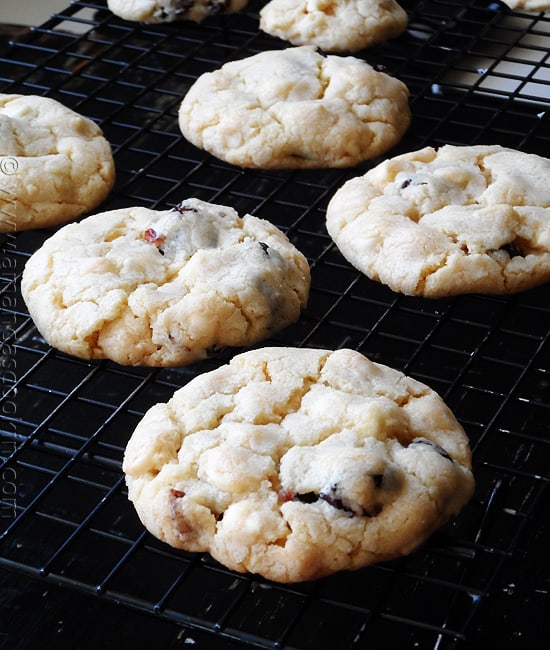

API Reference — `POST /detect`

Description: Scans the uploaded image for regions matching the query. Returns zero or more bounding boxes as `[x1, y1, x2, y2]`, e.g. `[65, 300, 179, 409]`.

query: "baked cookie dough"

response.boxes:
[178, 46, 411, 169]
[123, 346, 474, 583]
[326, 144, 550, 297]
[107, 0, 249, 23]
[500, 0, 550, 10]
[260, 0, 408, 53]
[21, 198, 310, 366]
[0, 94, 114, 232]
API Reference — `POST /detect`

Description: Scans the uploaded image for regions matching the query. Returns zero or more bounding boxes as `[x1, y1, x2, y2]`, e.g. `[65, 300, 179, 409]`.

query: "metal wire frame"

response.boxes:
[1, 1, 549, 648]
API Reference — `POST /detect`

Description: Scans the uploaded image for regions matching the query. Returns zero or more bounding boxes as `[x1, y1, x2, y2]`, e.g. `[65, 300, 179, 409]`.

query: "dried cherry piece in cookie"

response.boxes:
[410, 438, 453, 463]
[172, 202, 198, 215]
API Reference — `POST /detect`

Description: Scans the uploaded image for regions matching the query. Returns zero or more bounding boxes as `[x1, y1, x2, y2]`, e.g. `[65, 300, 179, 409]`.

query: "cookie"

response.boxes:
[178, 45, 411, 169]
[260, 0, 408, 53]
[326, 144, 550, 298]
[21, 198, 310, 366]
[0, 94, 114, 233]
[500, 0, 550, 9]
[107, 0, 249, 23]
[123, 346, 474, 583]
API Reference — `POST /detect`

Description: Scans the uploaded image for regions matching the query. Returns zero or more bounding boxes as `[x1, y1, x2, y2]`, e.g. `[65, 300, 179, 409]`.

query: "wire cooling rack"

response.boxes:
[1, 1, 549, 648]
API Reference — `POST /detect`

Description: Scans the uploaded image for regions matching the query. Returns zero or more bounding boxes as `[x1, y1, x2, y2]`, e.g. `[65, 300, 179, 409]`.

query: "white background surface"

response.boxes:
[1, 0, 69, 26]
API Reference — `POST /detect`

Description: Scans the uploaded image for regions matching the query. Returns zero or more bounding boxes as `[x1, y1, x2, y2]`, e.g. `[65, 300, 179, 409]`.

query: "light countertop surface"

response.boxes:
[2, 1, 69, 26]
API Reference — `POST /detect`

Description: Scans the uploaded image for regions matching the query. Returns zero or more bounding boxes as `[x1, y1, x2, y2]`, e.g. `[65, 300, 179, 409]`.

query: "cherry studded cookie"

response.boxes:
[260, 0, 408, 53]
[21, 199, 310, 366]
[0, 94, 114, 232]
[107, 0, 249, 23]
[326, 144, 550, 297]
[178, 46, 410, 169]
[500, 0, 550, 9]
[123, 347, 474, 583]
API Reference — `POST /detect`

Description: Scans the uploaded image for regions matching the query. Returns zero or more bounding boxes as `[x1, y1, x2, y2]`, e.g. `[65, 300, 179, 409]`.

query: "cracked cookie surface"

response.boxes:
[326, 144, 550, 297]
[260, 0, 408, 53]
[107, 0, 249, 23]
[123, 346, 474, 582]
[21, 198, 310, 366]
[0, 94, 114, 232]
[178, 46, 410, 169]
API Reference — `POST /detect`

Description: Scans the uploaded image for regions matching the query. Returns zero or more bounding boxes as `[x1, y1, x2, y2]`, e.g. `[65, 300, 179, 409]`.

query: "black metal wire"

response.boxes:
[1, 1, 549, 648]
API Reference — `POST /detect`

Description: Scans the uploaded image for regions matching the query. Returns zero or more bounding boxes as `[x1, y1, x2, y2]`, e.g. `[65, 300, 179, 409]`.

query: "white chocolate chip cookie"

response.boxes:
[0, 94, 114, 232]
[107, 0, 249, 23]
[123, 346, 474, 583]
[260, 0, 408, 53]
[21, 199, 310, 366]
[326, 144, 550, 298]
[500, 0, 550, 10]
[178, 46, 411, 169]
